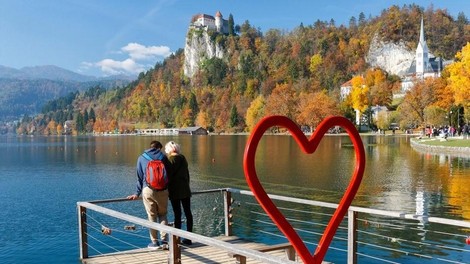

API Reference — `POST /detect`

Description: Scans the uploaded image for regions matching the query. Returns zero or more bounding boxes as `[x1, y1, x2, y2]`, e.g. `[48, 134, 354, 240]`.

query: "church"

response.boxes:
[339, 17, 452, 126]
[400, 17, 453, 92]
[341, 18, 447, 101]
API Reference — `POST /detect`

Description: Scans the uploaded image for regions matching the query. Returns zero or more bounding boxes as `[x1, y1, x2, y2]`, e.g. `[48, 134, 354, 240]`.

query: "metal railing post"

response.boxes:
[224, 189, 233, 236]
[347, 209, 358, 264]
[78, 205, 88, 259]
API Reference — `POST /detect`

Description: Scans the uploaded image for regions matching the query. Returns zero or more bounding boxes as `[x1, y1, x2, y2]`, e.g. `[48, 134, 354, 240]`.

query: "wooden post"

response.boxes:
[347, 210, 358, 264]
[235, 255, 247, 264]
[78, 205, 88, 259]
[285, 246, 295, 261]
[224, 190, 233, 236]
[168, 234, 181, 264]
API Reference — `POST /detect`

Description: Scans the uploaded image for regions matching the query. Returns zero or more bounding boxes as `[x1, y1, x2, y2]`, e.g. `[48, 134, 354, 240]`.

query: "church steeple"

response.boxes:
[415, 17, 429, 76]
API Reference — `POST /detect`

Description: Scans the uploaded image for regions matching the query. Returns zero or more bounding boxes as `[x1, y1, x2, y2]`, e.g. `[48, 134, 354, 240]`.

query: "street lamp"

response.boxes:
[450, 110, 452, 127]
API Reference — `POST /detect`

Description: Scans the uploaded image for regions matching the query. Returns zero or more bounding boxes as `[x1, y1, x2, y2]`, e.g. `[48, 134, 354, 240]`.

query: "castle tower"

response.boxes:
[415, 17, 429, 77]
[215, 11, 223, 33]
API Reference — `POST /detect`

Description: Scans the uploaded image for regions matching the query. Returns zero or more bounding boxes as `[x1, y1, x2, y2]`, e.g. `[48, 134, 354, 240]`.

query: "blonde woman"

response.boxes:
[165, 141, 193, 245]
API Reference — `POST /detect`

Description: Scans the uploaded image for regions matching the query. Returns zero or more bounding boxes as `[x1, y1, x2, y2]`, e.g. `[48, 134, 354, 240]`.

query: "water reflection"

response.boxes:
[64, 134, 470, 223]
[1, 134, 469, 221]
[1, 134, 469, 263]
[108, 135, 456, 230]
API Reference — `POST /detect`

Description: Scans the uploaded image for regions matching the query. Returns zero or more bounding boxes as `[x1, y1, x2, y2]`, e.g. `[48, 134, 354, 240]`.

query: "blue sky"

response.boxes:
[1, 0, 469, 77]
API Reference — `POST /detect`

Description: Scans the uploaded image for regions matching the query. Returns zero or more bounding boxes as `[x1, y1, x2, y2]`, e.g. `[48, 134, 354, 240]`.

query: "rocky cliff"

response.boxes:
[183, 30, 225, 78]
[366, 35, 414, 77]
[183, 29, 416, 79]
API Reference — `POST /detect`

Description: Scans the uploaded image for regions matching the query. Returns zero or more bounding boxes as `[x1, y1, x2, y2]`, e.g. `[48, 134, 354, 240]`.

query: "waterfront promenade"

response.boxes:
[410, 136, 470, 156]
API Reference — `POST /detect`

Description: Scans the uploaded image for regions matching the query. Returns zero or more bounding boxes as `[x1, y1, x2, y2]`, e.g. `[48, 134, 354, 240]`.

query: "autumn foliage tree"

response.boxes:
[444, 42, 470, 122]
[46, 120, 57, 135]
[264, 83, 297, 119]
[348, 76, 370, 116]
[365, 68, 394, 106]
[296, 91, 339, 130]
[245, 95, 265, 131]
[397, 78, 439, 127]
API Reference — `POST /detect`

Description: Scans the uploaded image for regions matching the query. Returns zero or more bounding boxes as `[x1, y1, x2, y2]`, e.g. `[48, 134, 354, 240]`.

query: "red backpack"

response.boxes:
[142, 152, 168, 191]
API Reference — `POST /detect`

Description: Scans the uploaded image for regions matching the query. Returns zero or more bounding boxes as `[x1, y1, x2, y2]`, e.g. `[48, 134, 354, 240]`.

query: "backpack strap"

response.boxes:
[142, 152, 153, 161]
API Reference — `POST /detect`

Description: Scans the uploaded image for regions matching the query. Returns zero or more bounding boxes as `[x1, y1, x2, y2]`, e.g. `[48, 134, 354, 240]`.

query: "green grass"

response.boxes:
[415, 138, 470, 147]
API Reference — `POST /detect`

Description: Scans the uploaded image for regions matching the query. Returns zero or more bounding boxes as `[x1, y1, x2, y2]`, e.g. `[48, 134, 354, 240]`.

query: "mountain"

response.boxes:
[0, 65, 135, 122]
[0, 65, 24, 78]
[0, 65, 136, 82]
[19, 65, 97, 82]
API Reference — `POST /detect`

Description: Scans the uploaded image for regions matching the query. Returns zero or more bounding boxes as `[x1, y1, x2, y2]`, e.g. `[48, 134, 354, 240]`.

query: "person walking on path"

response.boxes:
[165, 141, 193, 245]
[127, 140, 170, 249]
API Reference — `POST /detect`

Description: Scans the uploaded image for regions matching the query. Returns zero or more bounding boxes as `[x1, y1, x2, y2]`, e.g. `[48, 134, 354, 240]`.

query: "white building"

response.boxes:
[400, 17, 452, 93]
[340, 79, 352, 101]
[190, 11, 229, 34]
[64, 120, 74, 135]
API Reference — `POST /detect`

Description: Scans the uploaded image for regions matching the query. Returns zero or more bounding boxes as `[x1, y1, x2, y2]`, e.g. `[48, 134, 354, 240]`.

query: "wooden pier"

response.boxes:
[82, 236, 300, 264]
[78, 188, 470, 264]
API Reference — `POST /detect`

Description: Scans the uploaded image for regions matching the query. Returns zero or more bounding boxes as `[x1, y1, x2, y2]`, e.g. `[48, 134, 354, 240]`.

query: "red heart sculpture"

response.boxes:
[243, 115, 365, 264]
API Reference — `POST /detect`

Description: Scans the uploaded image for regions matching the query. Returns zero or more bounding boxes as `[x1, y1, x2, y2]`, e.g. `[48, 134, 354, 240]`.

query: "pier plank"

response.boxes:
[81, 236, 300, 264]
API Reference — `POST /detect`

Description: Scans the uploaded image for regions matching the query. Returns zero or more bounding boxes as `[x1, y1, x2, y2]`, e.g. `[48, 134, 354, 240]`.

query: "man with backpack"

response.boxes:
[127, 140, 170, 250]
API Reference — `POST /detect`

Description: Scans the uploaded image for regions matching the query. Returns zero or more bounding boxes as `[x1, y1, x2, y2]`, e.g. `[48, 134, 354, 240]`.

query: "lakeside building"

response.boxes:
[64, 120, 74, 135]
[135, 126, 208, 136]
[400, 17, 453, 93]
[339, 79, 353, 101]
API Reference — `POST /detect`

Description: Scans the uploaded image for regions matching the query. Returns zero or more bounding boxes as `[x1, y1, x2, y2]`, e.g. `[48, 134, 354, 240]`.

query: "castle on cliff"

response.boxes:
[189, 11, 229, 34]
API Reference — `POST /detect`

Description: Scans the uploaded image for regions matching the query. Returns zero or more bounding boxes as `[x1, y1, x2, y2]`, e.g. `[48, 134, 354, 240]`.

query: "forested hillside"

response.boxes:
[0, 78, 131, 122]
[16, 4, 470, 135]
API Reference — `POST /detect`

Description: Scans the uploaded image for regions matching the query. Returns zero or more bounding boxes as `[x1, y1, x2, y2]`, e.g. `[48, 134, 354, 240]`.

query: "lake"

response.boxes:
[0, 134, 469, 263]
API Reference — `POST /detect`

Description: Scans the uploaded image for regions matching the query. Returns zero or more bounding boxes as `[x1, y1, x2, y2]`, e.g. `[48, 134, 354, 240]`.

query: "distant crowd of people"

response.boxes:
[423, 124, 470, 138]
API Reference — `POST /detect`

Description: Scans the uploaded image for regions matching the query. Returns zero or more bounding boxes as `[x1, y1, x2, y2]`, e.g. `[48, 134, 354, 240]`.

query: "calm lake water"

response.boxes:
[0, 134, 469, 263]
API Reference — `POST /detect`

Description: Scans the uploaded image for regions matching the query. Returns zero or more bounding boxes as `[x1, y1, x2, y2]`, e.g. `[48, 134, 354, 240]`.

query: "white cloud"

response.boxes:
[121, 43, 172, 61]
[96, 58, 145, 75]
[81, 42, 172, 76]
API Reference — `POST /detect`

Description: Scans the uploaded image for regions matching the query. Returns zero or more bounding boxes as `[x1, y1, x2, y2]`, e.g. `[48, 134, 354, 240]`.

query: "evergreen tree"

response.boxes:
[67, 111, 73, 121]
[228, 14, 235, 36]
[229, 105, 239, 127]
[89, 107, 96, 122]
[189, 93, 199, 115]
[349, 16, 357, 29]
[202, 57, 228, 85]
[358, 12, 366, 27]
[76, 112, 85, 133]
[83, 109, 89, 125]
[329, 19, 335, 27]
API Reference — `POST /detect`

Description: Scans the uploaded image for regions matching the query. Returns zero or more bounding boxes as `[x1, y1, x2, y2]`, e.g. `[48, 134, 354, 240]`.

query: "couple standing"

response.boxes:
[127, 140, 193, 249]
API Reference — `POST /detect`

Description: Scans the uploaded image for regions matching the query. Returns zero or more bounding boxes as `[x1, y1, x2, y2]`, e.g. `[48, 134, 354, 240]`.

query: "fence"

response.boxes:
[77, 188, 470, 263]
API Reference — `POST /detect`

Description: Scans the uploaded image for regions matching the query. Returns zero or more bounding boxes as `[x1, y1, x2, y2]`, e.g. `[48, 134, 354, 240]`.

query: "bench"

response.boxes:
[229, 242, 295, 263]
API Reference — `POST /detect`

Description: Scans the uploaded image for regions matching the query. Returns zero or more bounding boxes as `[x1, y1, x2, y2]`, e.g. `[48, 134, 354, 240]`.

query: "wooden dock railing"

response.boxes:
[78, 188, 297, 264]
[77, 188, 470, 264]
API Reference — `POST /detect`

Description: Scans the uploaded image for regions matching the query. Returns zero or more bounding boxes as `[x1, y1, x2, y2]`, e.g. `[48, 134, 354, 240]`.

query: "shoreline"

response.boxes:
[410, 137, 470, 157]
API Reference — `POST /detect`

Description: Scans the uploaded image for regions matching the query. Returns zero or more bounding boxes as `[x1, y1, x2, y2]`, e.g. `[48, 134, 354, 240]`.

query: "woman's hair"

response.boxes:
[165, 141, 180, 154]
